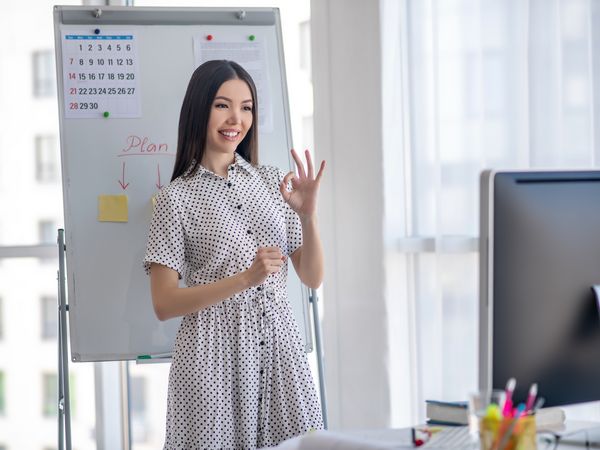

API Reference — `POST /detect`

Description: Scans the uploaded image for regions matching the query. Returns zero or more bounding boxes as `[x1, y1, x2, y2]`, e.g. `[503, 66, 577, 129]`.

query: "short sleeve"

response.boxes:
[277, 168, 303, 256]
[143, 188, 186, 277]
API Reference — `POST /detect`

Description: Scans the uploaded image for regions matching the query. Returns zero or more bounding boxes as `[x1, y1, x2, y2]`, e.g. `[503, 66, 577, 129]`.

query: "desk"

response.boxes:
[266, 423, 600, 450]
[268, 428, 413, 449]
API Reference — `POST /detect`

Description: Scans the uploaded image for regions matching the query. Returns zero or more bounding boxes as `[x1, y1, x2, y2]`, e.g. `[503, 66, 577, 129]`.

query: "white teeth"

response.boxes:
[220, 131, 239, 137]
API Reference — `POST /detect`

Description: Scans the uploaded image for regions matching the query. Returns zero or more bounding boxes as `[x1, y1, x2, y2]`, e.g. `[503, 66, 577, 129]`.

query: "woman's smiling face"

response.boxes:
[204, 78, 254, 157]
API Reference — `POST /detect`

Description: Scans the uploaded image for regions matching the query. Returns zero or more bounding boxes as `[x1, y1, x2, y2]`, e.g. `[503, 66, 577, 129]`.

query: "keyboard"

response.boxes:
[422, 426, 474, 449]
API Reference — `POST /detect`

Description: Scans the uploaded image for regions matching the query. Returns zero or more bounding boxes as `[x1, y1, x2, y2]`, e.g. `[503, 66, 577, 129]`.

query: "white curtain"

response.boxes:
[382, 0, 600, 426]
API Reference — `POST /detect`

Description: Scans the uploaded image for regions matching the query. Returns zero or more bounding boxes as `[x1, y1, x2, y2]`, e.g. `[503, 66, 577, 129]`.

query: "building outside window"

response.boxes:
[35, 135, 60, 183]
[130, 376, 148, 443]
[38, 220, 57, 245]
[1, 2, 95, 449]
[42, 373, 58, 417]
[41, 296, 58, 340]
[33, 50, 56, 98]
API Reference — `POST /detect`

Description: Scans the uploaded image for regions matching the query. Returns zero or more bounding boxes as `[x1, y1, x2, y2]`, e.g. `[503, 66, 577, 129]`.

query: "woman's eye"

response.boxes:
[215, 103, 227, 109]
[243, 105, 253, 111]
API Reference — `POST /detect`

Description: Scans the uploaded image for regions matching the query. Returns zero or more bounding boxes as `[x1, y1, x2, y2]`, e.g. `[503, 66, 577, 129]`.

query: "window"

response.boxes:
[0, 371, 5, 415]
[299, 21, 311, 76]
[382, 0, 600, 425]
[42, 373, 57, 417]
[130, 376, 148, 443]
[302, 115, 314, 151]
[38, 220, 56, 245]
[41, 296, 57, 340]
[1, 3, 95, 449]
[35, 135, 60, 183]
[33, 50, 56, 97]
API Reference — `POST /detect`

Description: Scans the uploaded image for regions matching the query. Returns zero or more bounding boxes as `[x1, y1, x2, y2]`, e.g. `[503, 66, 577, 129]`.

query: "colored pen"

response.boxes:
[525, 383, 537, 412]
[531, 397, 545, 414]
[494, 413, 522, 450]
[513, 403, 526, 419]
[502, 378, 516, 417]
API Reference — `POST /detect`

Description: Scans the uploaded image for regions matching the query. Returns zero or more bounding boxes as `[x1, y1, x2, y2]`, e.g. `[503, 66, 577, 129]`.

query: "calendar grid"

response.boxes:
[62, 32, 141, 118]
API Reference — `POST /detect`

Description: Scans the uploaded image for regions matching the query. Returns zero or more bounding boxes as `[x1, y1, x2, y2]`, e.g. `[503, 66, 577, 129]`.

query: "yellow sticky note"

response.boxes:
[98, 195, 128, 222]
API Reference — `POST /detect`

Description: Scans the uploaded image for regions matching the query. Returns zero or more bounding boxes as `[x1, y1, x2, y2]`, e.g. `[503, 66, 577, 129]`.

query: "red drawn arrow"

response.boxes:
[118, 161, 130, 190]
[156, 163, 163, 189]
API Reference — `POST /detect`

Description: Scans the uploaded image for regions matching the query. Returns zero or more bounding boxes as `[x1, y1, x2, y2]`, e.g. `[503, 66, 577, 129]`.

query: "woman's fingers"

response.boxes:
[290, 148, 325, 183]
[305, 149, 314, 179]
[256, 248, 286, 274]
[280, 172, 295, 200]
[315, 160, 326, 183]
[257, 246, 283, 256]
[290, 148, 306, 179]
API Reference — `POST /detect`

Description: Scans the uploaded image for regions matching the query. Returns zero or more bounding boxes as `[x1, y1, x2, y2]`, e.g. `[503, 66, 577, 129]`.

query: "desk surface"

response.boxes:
[267, 422, 600, 450]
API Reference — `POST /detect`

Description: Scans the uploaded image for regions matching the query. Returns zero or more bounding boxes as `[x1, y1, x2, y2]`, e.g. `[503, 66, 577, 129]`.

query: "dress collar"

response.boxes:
[232, 153, 259, 178]
[183, 153, 258, 179]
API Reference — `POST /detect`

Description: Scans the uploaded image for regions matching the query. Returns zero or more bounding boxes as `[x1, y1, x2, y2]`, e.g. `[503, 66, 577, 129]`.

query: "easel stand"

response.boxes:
[309, 288, 329, 429]
[57, 229, 72, 450]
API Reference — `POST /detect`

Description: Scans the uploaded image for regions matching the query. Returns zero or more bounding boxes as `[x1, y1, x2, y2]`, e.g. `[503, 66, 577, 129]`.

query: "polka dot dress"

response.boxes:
[143, 153, 323, 449]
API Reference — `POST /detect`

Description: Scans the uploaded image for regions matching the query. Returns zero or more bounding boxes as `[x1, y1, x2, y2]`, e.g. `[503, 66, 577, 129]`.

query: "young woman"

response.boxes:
[143, 60, 325, 449]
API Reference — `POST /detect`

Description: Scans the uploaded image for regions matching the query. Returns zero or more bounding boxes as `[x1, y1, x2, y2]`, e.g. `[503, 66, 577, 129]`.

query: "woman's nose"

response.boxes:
[227, 109, 241, 124]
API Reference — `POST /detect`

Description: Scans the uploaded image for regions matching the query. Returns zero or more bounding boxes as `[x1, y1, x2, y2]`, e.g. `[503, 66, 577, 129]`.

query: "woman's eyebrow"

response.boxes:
[214, 96, 253, 103]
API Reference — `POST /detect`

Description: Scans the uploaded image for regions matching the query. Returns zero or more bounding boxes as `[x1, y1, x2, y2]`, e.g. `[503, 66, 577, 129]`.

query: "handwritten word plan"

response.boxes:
[61, 32, 141, 119]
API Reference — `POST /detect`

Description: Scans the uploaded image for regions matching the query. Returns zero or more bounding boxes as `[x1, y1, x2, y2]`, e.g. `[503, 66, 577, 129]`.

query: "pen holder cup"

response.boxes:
[478, 415, 536, 450]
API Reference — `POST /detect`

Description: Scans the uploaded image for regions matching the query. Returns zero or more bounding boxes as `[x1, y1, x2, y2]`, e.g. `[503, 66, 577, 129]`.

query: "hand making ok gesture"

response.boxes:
[280, 149, 326, 219]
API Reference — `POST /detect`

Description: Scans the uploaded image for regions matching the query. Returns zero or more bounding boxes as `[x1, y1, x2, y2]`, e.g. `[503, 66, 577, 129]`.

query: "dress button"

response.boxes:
[262, 311, 266, 317]
[237, 204, 242, 209]
[247, 229, 252, 234]
[260, 340, 265, 346]
[257, 286, 262, 291]
[260, 369, 264, 375]
[227, 182, 232, 187]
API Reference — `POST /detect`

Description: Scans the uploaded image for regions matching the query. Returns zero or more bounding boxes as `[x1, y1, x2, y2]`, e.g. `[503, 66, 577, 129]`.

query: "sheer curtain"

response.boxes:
[382, 0, 600, 426]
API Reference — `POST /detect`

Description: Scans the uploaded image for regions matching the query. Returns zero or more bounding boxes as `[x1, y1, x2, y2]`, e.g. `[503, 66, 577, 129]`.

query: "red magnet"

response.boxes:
[206, 34, 214, 41]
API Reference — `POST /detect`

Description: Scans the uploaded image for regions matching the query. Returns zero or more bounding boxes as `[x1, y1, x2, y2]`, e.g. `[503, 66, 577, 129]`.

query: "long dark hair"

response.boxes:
[171, 60, 259, 181]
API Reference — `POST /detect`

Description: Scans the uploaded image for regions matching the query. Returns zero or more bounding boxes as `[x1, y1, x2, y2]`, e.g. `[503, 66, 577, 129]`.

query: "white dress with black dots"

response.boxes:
[143, 153, 323, 450]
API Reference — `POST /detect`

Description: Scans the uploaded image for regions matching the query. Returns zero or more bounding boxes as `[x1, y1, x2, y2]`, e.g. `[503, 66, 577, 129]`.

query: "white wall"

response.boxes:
[311, 0, 391, 430]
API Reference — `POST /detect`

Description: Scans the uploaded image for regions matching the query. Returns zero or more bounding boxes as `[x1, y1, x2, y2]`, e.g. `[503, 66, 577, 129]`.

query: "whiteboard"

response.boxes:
[53, 6, 312, 362]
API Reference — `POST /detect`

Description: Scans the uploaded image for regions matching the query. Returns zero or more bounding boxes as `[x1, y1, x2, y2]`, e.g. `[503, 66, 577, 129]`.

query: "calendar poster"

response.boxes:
[61, 31, 141, 119]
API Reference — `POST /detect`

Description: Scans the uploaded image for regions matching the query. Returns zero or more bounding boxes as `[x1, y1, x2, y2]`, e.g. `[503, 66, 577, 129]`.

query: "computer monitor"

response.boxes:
[479, 170, 600, 407]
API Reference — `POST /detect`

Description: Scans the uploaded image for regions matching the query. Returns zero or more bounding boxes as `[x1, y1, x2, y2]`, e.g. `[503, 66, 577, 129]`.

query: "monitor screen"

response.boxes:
[479, 170, 600, 407]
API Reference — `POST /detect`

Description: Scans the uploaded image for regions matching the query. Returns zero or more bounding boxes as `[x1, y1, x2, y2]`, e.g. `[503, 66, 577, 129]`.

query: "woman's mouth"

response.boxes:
[219, 130, 241, 141]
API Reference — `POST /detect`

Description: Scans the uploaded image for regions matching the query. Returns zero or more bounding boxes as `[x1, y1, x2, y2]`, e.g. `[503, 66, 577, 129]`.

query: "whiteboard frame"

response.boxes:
[53, 5, 313, 361]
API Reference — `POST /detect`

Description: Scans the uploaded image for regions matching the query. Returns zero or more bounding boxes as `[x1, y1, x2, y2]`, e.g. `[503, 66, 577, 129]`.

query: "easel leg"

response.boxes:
[309, 288, 328, 429]
[57, 229, 72, 450]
